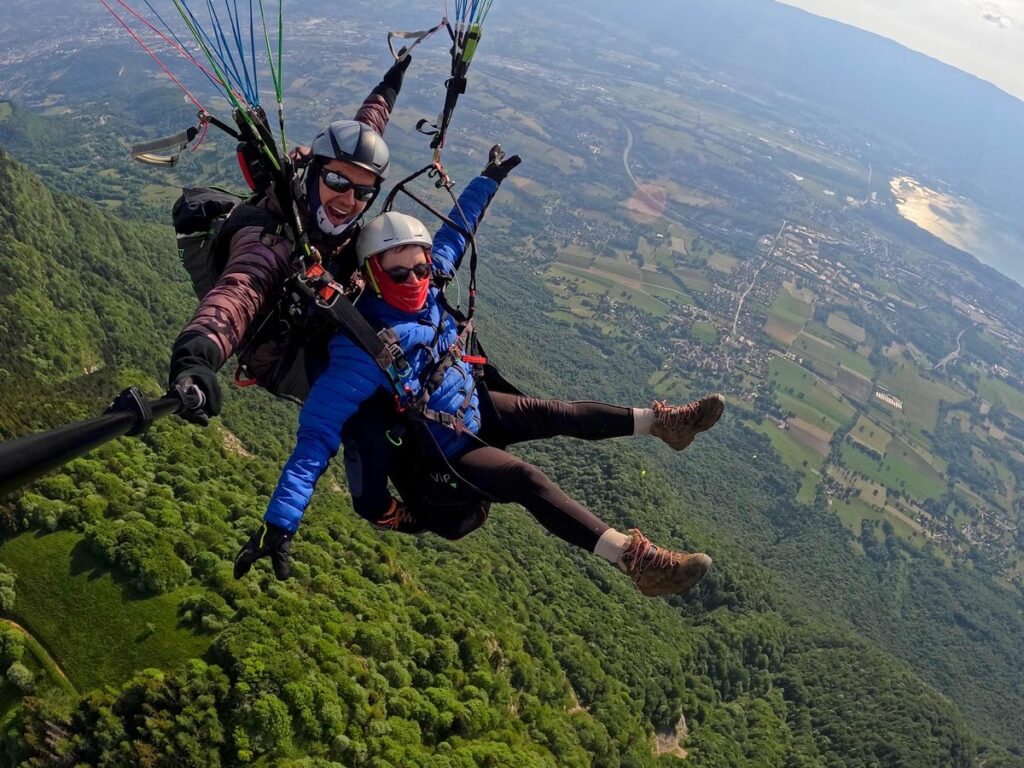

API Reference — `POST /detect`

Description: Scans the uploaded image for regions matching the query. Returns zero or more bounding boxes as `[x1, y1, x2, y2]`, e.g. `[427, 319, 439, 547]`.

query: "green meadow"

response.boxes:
[0, 531, 210, 692]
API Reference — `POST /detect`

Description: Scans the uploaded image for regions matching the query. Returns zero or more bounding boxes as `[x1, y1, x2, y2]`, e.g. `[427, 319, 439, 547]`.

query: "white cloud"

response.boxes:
[980, 11, 1011, 27]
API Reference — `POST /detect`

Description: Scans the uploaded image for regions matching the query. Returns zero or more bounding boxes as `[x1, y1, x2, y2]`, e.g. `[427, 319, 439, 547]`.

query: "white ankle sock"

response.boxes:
[632, 408, 655, 436]
[594, 528, 631, 564]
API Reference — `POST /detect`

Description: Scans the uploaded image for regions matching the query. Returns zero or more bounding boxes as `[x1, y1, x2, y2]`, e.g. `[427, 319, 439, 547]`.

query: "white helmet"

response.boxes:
[357, 211, 433, 266]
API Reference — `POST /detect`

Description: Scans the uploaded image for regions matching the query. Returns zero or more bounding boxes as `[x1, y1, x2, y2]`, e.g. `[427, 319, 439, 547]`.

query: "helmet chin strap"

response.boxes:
[315, 205, 358, 236]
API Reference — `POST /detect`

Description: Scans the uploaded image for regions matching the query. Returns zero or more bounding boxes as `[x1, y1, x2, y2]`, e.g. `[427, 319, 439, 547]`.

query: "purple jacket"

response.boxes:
[172, 93, 391, 373]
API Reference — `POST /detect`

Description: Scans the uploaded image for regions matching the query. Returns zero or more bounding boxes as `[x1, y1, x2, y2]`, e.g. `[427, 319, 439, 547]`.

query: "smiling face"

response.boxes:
[317, 159, 378, 227]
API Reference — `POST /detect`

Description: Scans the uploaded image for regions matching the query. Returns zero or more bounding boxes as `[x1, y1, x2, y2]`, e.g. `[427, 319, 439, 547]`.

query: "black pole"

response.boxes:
[0, 386, 194, 498]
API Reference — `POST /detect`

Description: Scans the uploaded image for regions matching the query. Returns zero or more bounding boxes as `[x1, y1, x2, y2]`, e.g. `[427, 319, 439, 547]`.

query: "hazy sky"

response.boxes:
[777, 0, 1024, 102]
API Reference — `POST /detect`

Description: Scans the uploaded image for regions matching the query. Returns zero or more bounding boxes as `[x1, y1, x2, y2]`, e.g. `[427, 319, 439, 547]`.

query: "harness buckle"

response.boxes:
[386, 345, 410, 374]
[461, 354, 487, 366]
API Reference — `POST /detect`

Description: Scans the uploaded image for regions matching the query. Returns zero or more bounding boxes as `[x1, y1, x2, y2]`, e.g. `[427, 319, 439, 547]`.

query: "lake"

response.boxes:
[890, 175, 1024, 287]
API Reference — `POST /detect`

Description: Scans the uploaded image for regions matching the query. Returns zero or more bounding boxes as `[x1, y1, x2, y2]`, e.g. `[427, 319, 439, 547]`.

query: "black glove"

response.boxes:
[481, 144, 522, 184]
[372, 54, 413, 110]
[169, 334, 223, 426]
[233, 521, 294, 580]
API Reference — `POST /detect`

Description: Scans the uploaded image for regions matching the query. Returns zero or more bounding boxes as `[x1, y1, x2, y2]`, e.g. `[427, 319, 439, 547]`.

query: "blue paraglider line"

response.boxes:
[248, 0, 260, 106]
[177, 0, 251, 104]
[224, 0, 256, 105]
[176, 0, 239, 89]
[204, 0, 253, 104]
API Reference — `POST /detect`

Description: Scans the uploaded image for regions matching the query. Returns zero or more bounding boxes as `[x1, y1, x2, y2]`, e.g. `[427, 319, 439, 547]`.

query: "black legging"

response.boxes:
[448, 392, 634, 552]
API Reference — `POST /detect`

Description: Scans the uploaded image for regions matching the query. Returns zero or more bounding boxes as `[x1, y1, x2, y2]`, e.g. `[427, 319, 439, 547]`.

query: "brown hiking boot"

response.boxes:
[650, 394, 725, 451]
[618, 529, 712, 597]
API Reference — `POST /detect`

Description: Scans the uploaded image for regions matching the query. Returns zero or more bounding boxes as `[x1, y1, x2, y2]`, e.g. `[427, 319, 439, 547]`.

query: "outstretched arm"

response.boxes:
[354, 55, 413, 136]
[233, 336, 391, 579]
[263, 335, 388, 532]
[431, 147, 522, 277]
[169, 226, 294, 421]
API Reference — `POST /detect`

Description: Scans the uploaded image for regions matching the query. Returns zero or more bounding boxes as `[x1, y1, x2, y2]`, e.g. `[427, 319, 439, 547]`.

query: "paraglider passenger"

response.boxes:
[234, 170, 727, 599]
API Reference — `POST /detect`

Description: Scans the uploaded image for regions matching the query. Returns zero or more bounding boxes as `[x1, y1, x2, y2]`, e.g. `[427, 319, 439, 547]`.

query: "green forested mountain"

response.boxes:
[0, 144, 1019, 768]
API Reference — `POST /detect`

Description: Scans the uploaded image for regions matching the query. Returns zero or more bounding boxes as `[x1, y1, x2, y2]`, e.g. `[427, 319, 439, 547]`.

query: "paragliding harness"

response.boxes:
[157, 104, 340, 402]
[291, 161, 514, 530]
[171, 186, 284, 301]
[107, 0, 504, 520]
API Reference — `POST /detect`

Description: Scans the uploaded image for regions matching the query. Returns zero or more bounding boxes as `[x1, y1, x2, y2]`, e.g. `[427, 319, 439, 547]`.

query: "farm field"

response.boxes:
[835, 365, 873, 401]
[691, 320, 719, 345]
[764, 285, 813, 345]
[753, 419, 823, 503]
[826, 312, 866, 343]
[840, 437, 946, 501]
[978, 374, 1024, 419]
[787, 416, 832, 456]
[832, 498, 927, 547]
[708, 252, 738, 273]
[649, 369, 693, 402]
[793, 329, 875, 379]
[876, 364, 969, 440]
[547, 263, 671, 317]
[769, 356, 856, 429]
[848, 414, 892, 455]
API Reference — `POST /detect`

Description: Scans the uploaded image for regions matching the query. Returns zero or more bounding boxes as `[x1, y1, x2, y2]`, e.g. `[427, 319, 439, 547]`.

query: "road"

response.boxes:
[730, 219, 787, 338]
[934, 325, 970, 371]
[622, 124, 698, 236]
[622, 124, 638, 187]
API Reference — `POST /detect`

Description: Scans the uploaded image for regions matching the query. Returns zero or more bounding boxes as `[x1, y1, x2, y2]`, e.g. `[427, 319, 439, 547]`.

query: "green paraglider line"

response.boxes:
[171, 0, 241, 107]
[174, 0, 282, 167]
[256, 0, 286, 151]
[172, 0, 283, 175]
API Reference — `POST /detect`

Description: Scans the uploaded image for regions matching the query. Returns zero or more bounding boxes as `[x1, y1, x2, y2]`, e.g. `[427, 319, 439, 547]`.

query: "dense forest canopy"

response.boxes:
[0, 122, 1020, 765]
[0, 0, 1022, 763]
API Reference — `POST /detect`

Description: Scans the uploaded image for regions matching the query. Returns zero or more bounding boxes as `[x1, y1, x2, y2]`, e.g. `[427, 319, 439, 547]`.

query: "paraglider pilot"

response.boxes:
[168, 56, 411, 420]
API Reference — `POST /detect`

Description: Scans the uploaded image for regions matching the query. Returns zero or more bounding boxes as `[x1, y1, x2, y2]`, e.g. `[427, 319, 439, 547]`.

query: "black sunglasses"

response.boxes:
[383, 262, 432, 284]
[319, 168, 378, 201]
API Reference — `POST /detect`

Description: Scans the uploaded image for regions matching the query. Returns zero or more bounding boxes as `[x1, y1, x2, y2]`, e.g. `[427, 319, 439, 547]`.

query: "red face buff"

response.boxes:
[367, 255, 432, 313]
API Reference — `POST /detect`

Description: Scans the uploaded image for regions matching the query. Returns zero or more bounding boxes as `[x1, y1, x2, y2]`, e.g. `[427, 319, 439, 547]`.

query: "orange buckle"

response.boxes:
[462, 354, 487, 365]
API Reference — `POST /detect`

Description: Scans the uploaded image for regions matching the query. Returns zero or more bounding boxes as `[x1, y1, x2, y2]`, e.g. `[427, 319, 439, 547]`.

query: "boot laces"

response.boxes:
[377, 500, 416, 530]
[652, 399, 701, 430]
[621, 529, 681, 575]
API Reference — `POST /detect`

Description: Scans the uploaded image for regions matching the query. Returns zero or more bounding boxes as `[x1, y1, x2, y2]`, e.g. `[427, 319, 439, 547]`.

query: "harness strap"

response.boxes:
[412, 319, 477, 411]
[293, 263, 414, 403]
[387, 17, 447, 61]
[418, 406, 470, 433]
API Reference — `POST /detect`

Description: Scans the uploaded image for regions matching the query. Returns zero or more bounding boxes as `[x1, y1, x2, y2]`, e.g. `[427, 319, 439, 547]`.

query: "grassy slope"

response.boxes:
[0, 530, 210, 692]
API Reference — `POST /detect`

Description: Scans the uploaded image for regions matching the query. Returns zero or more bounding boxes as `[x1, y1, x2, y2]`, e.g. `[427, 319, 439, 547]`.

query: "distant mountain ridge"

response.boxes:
[569, 0, 1024, 218]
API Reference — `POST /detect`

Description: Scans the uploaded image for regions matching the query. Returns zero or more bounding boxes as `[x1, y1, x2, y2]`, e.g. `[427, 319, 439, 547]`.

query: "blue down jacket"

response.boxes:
[264, 175, 498, 532]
